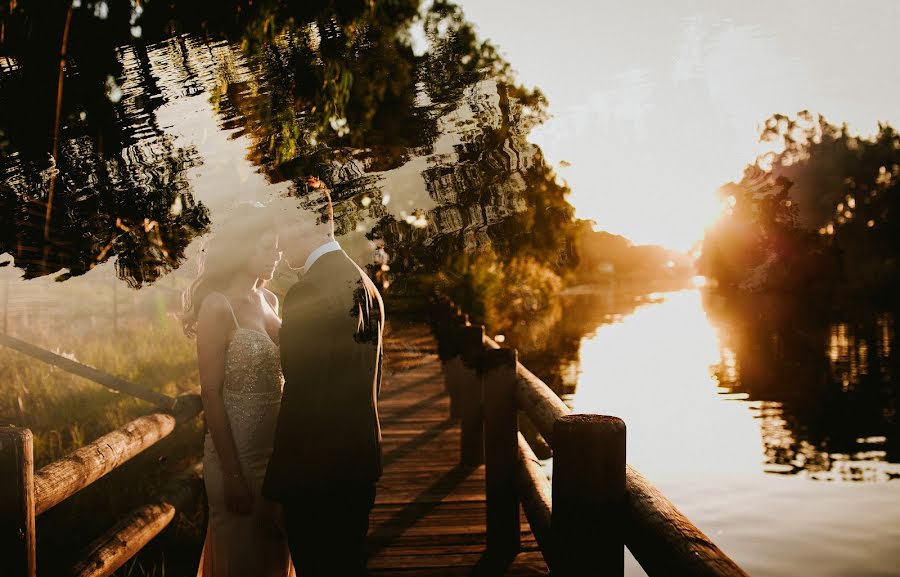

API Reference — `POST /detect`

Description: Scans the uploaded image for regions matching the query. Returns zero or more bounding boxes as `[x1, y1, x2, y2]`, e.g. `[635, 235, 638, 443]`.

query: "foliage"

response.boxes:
[1, 0, 574, 293]
[435, 245, 563, 352]
[700, 111, 900, 297]
[572, 221, 692, 282]
[0, 138, 210, 284]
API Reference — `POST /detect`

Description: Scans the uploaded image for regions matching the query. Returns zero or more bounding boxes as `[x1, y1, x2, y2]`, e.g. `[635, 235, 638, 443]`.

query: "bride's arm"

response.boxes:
[196, 294, 252, 513]
[262, 288, 281, 345]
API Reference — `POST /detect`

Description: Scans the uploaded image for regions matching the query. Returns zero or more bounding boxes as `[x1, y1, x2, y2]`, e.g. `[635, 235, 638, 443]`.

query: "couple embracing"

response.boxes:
[182, 185, 384, 577]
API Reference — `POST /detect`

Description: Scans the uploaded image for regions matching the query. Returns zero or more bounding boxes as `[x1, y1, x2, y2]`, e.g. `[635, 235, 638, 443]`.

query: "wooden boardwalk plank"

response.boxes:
[369, 319, 549, 576]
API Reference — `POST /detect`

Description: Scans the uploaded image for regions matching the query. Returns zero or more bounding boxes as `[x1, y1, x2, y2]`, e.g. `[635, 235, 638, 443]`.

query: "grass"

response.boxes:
[1, 276, 199, 466]
[1, 271, 206, 575]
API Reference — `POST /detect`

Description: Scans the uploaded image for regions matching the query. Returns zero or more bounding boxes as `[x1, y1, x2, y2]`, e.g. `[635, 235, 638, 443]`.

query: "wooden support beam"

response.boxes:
[485, 333, 569, 449]
[431, 295, 464, 419]
[458, 324, 485, 467]
[0, 332, 176, 410]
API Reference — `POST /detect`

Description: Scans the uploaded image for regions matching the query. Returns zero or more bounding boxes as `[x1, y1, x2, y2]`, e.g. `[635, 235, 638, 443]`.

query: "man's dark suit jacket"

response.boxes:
[262, 249, 384, 499]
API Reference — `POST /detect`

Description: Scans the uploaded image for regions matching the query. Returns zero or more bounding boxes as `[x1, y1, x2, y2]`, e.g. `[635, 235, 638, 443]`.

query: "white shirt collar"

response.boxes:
[303, 239, 342, 272]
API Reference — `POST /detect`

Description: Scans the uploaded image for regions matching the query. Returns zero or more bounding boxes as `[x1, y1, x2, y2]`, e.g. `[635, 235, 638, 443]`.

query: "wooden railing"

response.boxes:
[429, 293, 750, 577]
[0, 335, 204, 577]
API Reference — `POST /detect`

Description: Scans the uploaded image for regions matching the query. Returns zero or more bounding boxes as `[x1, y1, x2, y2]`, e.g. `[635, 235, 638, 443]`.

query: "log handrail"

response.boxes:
[624, 464, 750, 577]
[0, 309, 204, 577]
[34, 396, 202, 516]
[515, 432, 552, 561]
[431, 293, 750, 577]
[1, 402, 203, 577]
[69, 463, 204, 577]
[0, 332, 177, 410]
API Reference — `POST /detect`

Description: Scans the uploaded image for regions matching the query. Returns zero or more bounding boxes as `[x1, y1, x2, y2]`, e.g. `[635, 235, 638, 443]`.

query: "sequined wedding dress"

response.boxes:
[197, 296, 295, 577]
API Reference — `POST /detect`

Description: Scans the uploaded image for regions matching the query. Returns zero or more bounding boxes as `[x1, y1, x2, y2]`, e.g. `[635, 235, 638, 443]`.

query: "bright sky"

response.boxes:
[455, 0, 900, 251]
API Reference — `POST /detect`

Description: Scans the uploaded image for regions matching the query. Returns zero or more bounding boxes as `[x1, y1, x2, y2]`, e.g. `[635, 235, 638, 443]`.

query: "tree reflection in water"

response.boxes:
[1, 0, 573, 310]
[704, 291, 899, 482]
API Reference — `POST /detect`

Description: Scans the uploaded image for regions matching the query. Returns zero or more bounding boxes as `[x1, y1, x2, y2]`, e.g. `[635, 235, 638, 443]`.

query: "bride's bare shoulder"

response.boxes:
[197, 292, 234, 330]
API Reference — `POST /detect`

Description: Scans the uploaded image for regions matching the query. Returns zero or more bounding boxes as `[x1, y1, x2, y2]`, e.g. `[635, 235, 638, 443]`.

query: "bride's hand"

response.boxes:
[224, 472, 253, 515]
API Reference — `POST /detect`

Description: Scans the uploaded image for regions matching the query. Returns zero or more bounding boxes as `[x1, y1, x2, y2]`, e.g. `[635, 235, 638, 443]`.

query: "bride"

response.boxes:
[182, 204, 295, 577]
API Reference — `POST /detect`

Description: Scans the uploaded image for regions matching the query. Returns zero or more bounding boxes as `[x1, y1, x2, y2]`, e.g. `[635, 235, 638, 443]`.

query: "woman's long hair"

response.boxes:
[181, 204, 274, 337]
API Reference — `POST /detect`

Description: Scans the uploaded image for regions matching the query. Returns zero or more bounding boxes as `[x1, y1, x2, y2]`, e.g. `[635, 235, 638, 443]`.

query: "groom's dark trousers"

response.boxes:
[283, 481, 376, 576]
[262, 249, 384, 577]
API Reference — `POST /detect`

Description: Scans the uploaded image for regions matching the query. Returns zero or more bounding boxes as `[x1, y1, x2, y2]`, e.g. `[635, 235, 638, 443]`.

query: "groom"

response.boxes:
[263, 182, 384, 576]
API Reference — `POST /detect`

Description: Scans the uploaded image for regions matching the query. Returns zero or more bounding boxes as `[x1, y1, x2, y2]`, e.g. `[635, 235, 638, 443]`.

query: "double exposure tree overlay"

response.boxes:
[199, 0, 569, 287]
[0, 0, 211, 284]
[700, 111, 900, 298]
[1, 0, 580, 320]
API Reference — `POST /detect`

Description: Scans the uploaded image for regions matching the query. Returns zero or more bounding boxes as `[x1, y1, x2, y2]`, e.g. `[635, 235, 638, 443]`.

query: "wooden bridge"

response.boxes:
[371, 319, 547, 575]
[1, 295, 750, 576]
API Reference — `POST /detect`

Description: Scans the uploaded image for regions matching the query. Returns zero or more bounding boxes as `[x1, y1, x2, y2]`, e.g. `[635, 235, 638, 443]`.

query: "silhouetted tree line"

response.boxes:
[699, 111, 900, 300]
[571, 222, 692, 283]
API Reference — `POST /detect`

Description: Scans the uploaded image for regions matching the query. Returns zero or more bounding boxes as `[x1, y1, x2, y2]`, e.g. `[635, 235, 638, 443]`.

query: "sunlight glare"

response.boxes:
[571, 291, 762, 480]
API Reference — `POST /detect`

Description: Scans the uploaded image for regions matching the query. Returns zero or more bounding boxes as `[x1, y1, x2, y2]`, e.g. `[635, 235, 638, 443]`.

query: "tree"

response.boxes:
[1, 0, 582, 304]
[700, 111, 899, 297]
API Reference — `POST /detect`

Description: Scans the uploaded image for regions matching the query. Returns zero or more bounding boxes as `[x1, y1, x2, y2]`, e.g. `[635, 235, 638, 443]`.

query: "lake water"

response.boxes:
[542, 288, 900, 577]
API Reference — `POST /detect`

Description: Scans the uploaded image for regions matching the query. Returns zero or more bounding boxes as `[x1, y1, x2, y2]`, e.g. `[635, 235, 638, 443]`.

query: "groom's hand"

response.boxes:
[261, 498, 286, 540]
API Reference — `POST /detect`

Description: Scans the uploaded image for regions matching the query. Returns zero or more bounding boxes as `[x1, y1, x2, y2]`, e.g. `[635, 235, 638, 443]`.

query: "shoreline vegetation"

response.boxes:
[698, 112, 899, 304]
[435, 223, 694, 356]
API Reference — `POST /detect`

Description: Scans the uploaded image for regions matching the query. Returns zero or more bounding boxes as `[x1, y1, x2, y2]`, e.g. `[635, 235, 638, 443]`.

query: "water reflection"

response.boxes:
[707, 293, 898, 482]
[547, 288, 899, 483]
[546, 289, 900, 576]
[563, 290, 760, 480]
[0, 30, 210, 284]
[1, 1, 571, 298]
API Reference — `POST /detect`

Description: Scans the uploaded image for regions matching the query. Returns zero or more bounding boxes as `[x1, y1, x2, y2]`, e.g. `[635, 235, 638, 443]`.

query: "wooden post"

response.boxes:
[552, 414, 626, 577]
[432, 298, 461, 419]
[2, 275, 9, 333]
[483, 347, 520, 552]
[458, 323, 485, 466]
[444, 305, 465, 420]
[0, 427, 36, 577]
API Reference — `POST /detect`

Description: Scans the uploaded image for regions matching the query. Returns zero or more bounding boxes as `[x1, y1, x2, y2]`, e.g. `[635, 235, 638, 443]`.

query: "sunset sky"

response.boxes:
[455, 0, 900, 251]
